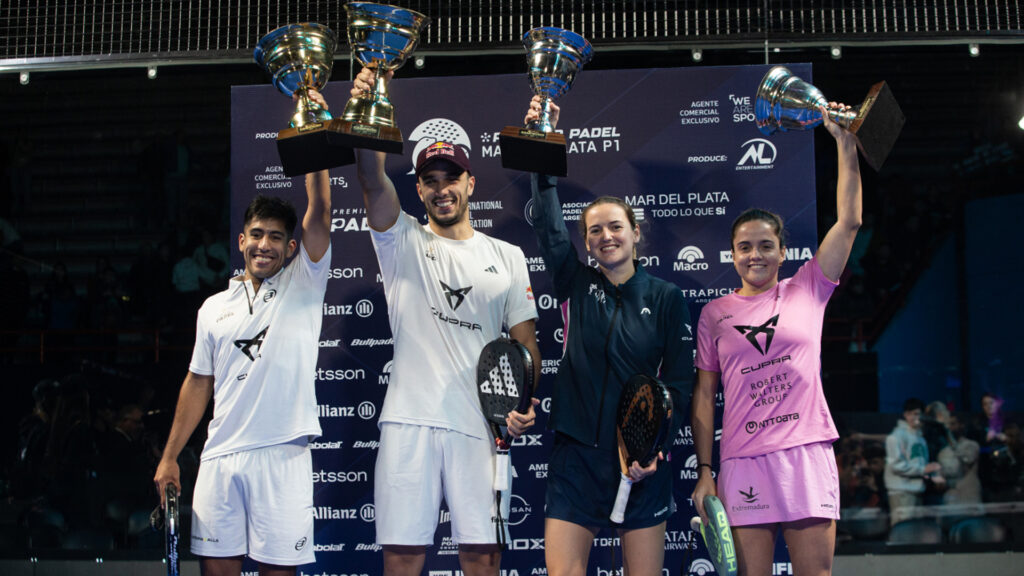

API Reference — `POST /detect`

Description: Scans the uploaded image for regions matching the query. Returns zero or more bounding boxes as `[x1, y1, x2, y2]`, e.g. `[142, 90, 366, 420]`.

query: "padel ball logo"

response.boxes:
[408, 118, 472, 175]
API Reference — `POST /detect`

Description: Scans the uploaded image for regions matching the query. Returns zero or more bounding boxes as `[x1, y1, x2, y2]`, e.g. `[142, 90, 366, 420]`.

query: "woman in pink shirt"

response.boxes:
[691, 104, 862, 576]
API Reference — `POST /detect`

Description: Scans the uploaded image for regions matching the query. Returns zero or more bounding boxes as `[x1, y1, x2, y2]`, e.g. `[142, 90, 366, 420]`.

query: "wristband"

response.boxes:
[698, 463, 713, 471]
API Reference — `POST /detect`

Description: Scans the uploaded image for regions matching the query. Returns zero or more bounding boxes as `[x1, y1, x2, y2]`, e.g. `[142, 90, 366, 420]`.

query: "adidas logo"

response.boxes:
[484, 265, 498, 274]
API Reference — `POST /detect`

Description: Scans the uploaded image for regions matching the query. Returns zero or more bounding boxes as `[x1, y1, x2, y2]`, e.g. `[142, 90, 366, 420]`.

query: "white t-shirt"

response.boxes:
[190, 243, 330, 461]
[371, 212, 537, 440]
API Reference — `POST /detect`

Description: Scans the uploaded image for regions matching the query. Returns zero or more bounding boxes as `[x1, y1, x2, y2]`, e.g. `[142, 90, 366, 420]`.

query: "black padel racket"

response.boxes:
[690, 495, 738, 576]
[164, 483, 181, 576]
[609, 374, 672, 523]
[477, 337, 535, 491]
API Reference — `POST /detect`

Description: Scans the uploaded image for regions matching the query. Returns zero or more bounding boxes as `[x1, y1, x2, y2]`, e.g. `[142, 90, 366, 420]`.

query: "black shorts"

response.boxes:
[545, 433, 675, 529]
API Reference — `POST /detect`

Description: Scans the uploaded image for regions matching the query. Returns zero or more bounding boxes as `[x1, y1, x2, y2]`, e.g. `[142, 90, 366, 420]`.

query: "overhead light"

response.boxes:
[414, 56, 425, 69]
[830, 45, 842, 59]
[147, 65, 158, 79]
[691, 48, 703, 62]
[968, 43, 980, 57]
[1018, 114, 1024, 131]
[19, 71, 29, 85]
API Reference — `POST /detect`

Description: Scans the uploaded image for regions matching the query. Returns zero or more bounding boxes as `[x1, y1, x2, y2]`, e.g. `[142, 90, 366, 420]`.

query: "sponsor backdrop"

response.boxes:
[230, 63, 816, 576]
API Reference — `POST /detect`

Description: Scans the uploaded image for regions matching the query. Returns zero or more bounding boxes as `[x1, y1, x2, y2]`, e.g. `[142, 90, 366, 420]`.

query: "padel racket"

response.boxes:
[477, 337, 535, 491]
[164, 484, 181, 576]
[690, 495, 738, 576]
[609, 374, 672, 523]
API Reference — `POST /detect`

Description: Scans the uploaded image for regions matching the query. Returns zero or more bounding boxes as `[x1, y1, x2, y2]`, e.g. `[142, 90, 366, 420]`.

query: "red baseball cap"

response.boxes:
[414, 141, 472, 177]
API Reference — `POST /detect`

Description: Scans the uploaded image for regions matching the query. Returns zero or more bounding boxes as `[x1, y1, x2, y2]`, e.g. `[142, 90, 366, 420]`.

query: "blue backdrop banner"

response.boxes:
[229, 62, 817, 576]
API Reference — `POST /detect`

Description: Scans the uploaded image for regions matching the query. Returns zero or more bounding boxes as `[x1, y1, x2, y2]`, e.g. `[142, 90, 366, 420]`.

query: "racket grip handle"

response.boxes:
[494, 450, 510, 492]
[609, 473, 633, 523]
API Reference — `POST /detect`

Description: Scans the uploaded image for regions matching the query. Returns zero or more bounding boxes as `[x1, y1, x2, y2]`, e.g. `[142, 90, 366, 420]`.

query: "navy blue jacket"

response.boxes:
[531, 174, 693, 451]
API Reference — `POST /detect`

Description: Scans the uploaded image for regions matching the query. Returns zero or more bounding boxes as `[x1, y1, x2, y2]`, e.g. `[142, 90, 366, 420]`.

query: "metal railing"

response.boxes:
[2, 1, 1021, 73]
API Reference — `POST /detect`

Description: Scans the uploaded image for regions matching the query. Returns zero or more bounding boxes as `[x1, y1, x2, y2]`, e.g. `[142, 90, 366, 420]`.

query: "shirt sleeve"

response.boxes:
[796, 257, 839, 304]
[370, 211, 412, 288]
[188, 302, 215, 376]
[530, 173, 583, 300]
[659, 289, 695, 443]
[694, 302, 721, 372]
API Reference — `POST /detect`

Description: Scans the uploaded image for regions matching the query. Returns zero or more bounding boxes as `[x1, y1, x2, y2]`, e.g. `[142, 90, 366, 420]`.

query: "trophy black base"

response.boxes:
[326, 120, 404, 154]
[498, 126, 568, 177]
[849, 81, 905, 171]
[276, 123, 356, 177]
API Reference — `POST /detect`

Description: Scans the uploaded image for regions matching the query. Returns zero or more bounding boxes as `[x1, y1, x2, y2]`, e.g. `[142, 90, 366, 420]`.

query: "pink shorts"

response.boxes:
[719, 441, 840, 526]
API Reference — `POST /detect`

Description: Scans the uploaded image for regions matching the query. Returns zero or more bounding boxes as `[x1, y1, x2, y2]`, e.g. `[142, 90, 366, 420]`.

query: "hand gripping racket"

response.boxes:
[609, 374, 672, 523]
[689, 495, 738, 576]
[476, 337, 535, 492]
[150, 483, 181, 576]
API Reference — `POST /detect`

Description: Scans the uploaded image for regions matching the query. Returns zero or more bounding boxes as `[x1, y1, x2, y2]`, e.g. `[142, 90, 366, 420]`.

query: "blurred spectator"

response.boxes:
[41, 261, 82, 331]
[100, 403, 156, 511]
[42, 374, 102, 529]
[86, 256, 125, 330]
[193, 229, 231, 292]
[885, 398, 944, 523]
[968, 393, 1020, 501]
[9, 379, 60, 499]
[936, 413, 982, 505]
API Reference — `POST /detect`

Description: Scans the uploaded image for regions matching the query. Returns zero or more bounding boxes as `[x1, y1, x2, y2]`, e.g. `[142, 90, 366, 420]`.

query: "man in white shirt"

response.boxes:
[343, 69, 541, 576]
[154, 169, 333, 576]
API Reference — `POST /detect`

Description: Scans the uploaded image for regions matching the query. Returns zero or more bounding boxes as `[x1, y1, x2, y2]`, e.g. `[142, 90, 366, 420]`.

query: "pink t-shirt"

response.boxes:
[696, 259, 839, 460]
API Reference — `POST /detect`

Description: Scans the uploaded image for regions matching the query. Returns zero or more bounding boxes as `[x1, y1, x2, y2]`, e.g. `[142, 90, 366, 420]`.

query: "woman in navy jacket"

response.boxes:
[526, 97, 693, 576]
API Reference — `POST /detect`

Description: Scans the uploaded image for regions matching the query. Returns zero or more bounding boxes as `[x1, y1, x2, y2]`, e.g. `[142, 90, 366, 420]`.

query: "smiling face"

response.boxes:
[732, 219, 786, 295]
[238, 217, 296, 282]
[416, 163, 475, 229]
[583, 202, 640, 273]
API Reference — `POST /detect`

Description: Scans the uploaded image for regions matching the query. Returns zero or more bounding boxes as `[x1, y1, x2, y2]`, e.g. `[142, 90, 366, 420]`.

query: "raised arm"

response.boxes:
[351, 67, 401, 232]
[302, 169, 331, 262]
[815, 103, 863, 282]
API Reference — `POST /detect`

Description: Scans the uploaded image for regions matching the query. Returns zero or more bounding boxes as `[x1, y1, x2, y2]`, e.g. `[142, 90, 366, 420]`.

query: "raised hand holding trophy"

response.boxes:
[254, 23, 354, 177]
[755, 66, 905, 171]
[498, 27, 594, 177]
[328, 2, 429, 154]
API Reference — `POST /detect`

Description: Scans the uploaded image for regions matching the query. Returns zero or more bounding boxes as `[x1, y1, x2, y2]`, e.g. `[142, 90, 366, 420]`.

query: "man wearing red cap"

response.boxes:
[343, 69, 542, 576]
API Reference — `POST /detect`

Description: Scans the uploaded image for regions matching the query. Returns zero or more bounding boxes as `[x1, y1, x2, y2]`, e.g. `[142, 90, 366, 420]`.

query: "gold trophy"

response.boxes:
[254, 23, 354, 176]
[327, 3, 429, 154]
[498, 27, 594, 177]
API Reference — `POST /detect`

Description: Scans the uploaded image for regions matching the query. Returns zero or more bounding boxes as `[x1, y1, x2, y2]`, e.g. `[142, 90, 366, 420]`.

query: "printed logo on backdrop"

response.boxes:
[253, 165, 292, 191]
[508, 495, 532, 526]
[674, 425, 695, 447]
[730, 93, 756, 123]
[323, 301, 373, 317]
[379, 359, 393, 385]
[674, 246, 709, 273]
[623, 192, 726, 220]
[679, 99, 721, 125]
[408, 118, 472, 174]
[331, 207, 370, 233]
[688, 558, 716, 575]
[360, 503, 375, 522]
[358, 401, 376, 420]
[736, 138, 777, 170]
[666, 528, 699, 550]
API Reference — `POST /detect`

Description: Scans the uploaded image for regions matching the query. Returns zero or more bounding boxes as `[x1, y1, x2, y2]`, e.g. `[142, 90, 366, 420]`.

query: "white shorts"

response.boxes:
[191, 439, 315, 565]
[374, 422, 511, 546]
